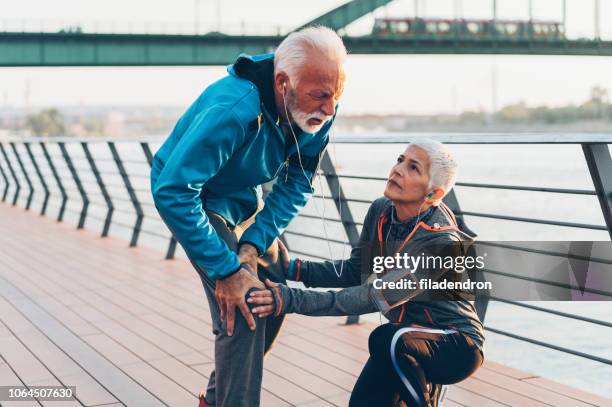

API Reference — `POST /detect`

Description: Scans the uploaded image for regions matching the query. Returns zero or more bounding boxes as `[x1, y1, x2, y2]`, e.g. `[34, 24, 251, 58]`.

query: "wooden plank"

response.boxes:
[294, 328, 370, 363]
[325, 392, 352, 407]
[445, 385, 508, 407]
[522, 377, 612, 407]
[0, 359, 43, 407]
[0, 321, 64, 386]
[190, 363, 292, 407]
[482, 360, 539, 380]
[443, 399, 467, 407]
[120, 361, 196, 406]
[0, 230, 213, 406]
[277, 334, 365, 375]
[147, 356, 208, 396]
[172, 350, 212, 367]
[1, 231, 292, 406]
[270, 342, 358, 391]
[26, 376, 81, 407]
[78, 333, 146, 367]
[262, 369, 335, 406]
[265, 354, 346, 399]
[0, 278, 165, 406]
[456, 375, 550, 407]
[0, 277, 118, 406]
[472, 368, 595, 407]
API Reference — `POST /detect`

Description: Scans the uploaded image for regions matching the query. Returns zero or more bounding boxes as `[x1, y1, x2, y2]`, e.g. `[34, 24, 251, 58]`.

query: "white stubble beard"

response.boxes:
[286, 89, 328, 133]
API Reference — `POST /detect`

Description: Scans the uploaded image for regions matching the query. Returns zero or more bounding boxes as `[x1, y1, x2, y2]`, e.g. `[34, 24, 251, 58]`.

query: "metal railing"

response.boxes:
[0, 134, 610, 368]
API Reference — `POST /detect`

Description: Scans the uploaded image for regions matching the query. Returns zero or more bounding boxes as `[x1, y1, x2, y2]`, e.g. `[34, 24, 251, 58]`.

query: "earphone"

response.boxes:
[389, 190, 434, 232]
[281, 80, 347, 279]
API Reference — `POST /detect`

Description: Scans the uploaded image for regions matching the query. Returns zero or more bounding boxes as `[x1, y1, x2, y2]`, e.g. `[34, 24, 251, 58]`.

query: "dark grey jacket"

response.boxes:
[270, 197, 486, 348]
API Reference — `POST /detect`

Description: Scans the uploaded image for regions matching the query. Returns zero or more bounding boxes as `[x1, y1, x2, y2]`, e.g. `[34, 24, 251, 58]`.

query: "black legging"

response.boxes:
[349, 323, 483, 407]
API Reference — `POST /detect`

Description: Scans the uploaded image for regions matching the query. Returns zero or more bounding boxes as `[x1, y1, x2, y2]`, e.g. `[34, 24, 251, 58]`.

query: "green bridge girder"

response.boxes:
[296, 0, 393, 31]
[2, 32, 612, 67]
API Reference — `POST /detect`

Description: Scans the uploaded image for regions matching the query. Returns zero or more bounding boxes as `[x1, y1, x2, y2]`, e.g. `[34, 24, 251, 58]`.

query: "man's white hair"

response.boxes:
[409, 139, 458, 202]
[274, 26, 347, 83]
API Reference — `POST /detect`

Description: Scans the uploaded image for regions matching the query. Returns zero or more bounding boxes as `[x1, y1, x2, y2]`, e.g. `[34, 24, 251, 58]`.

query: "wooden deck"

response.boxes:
[1, 202, 610, 407]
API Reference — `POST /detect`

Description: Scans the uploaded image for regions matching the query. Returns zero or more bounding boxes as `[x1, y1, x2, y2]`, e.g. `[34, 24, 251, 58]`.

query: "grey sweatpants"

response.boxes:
[190, 210, 286, 407]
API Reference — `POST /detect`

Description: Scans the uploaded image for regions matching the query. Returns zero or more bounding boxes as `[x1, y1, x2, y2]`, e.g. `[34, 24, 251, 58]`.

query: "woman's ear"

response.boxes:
[426, 188, 445, 204]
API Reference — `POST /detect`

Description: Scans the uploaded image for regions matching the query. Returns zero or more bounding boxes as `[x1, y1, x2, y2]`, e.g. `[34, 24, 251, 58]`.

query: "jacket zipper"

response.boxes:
[284, 159, 289, 183]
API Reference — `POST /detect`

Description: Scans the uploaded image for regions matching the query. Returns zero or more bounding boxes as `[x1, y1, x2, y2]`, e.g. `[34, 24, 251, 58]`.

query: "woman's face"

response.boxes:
[383, 145, 431, 204]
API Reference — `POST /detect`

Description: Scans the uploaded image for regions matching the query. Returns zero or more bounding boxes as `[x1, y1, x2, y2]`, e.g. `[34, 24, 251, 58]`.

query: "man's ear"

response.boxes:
[274, 72, 289, 95]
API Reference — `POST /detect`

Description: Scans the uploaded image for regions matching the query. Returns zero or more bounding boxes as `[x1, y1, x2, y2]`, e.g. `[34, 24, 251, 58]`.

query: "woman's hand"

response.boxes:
[247, 279, 279, 318]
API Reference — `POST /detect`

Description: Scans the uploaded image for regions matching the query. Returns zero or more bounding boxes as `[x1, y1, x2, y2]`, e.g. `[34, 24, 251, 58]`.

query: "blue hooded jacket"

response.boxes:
[150, 53, 335, 280]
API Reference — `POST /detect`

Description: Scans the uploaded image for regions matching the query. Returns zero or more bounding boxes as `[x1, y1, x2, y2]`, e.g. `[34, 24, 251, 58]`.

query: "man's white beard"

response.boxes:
[287, 93, 328, 133]
[289, 107, 327, 133]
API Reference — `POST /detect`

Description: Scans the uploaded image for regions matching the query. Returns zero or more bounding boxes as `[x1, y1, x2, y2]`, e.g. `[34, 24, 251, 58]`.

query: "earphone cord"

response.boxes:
[282, 87, 346, 278]
[324, 129, 348, 276]
[385, 199, 427, 252]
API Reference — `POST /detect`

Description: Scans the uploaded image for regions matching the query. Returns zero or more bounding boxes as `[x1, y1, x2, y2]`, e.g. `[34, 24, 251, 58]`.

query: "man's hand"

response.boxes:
[215, 265, 264, 336]
[238, 243, 259, 277]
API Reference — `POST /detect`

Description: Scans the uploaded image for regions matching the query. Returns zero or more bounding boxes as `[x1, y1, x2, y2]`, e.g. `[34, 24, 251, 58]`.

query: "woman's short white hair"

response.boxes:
[409, 139, 458, 201]
[274, 26, 347, 84]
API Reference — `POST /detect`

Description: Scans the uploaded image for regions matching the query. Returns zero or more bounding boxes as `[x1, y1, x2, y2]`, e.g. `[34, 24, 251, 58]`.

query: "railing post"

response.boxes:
[0, 142, 20, 206]
[319, 151, 360, 244]
[59, 142, 89, 229]
[443, 188, 490, 322]
[40, 142, 68, 222]
[10, 142, 34, 210]
[0, 148, 9, 202]
[140, 142, 177, 259]
[82, 142, 114, 237]
[24, 142, 50, 215]
[319, 150, 361, 325]
[109, 142, 143, 247]
[582, 142, 612, 241]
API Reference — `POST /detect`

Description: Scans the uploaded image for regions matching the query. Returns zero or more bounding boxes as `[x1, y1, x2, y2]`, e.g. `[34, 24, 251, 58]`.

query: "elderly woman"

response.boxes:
[249, 139, 485, 407]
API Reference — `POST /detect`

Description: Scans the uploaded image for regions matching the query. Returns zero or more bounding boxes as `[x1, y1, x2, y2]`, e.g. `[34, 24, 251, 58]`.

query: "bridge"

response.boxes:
[0, 134, 611, 406]
[2, 0, 612, 66]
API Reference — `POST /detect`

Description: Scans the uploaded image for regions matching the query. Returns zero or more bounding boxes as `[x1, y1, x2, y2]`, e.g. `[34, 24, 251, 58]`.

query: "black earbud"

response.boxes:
[426, 191, 435, 199]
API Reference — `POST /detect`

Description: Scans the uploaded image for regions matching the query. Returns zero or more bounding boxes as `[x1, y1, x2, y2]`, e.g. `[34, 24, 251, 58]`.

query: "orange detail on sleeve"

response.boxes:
[272, 285, 283, 317]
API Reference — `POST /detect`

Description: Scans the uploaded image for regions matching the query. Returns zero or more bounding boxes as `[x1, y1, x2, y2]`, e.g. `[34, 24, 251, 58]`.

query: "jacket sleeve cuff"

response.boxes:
[215, 257, 242, 280]
[237, 234, 265, 256]
[287, 258, 302, 281]
[269, 284, 288, 317]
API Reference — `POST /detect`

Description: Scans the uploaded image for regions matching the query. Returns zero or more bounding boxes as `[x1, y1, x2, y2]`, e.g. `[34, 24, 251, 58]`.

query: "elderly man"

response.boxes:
[150, 27, 346, 407]
[250, 139, 485, 407]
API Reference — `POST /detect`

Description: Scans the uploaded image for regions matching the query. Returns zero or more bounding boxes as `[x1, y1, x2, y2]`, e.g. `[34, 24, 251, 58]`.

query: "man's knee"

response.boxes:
[218, 301, 267, 340]
[368, 324, 399, 364]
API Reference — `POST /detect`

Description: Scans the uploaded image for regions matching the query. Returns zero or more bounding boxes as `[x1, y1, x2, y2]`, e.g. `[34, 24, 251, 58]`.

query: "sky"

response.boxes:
[1, 0, 612, 115]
